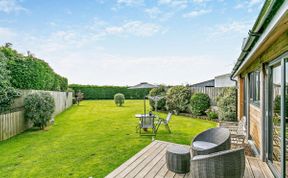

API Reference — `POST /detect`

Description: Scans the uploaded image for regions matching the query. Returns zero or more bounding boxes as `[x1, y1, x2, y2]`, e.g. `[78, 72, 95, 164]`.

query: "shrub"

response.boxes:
[69, 84, 150, 99]
[217, 87, 237, 121]
[274, 95, 288, 117]
[148, 85, 166, 111]
[190, 93, 210, 116]
[114, 93, 125, 106]
[206, 109, 218, 120]
[0, 52, 20, 113]
[166, 86, 191, 114]
[24, 92, 55, 129]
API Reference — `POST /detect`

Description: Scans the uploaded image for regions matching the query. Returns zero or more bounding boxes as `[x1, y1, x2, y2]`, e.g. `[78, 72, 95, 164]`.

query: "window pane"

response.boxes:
[249, 73, 254, 100]
[255, 71, 260, 102]
[285, 61, 287, 176]
[272, 65, 281, 173]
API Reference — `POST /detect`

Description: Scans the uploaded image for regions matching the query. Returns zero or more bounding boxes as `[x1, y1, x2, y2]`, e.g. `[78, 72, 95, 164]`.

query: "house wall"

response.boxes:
[237, 30, 288, 152]
[215, 74, 236, 87]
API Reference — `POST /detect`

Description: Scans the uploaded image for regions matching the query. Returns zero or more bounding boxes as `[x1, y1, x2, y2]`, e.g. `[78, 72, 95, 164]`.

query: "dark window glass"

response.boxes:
[249, 70, 260, 105]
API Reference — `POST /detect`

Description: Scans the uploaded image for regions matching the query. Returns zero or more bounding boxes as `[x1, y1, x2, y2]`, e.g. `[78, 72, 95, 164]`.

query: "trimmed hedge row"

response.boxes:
[69, 84, 151, 99]
[0, 51, 20, 113]
[0, 46, 68, 91]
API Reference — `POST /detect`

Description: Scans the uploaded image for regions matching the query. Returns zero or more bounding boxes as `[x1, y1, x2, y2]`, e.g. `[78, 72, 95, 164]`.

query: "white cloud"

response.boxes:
[144, 7, 174, 21]
[0, 27, 15, 42]
[183, 9, 211, 18]
[234, 0, 263, 11]
[116, 0, 144, 6]
[104, 21, 163, 37]
[145, 7, 162, 18]
[158, 0, 189, 9]
[214, 21, 252, 34]
[192, 0, 208, 3]
[207, 20, 253, 41]
[0, 0, 27, 13]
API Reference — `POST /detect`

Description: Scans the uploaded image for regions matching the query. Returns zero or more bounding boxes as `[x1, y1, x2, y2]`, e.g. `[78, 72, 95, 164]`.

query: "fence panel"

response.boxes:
[0, 111, 29, 141]
[190, 87, 227, 106]
[0, 90, 73, 141]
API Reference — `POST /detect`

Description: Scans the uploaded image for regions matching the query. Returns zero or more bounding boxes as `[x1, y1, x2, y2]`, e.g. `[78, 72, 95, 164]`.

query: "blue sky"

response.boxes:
[0, 0, 264, 85]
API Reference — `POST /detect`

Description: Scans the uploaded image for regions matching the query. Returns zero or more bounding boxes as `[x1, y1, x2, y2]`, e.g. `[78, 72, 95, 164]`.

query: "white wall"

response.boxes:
[215, 74, 236, 87]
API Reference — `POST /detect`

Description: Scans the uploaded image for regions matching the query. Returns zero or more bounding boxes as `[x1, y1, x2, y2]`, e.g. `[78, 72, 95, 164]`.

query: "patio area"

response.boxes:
[106, 140, 274, 178]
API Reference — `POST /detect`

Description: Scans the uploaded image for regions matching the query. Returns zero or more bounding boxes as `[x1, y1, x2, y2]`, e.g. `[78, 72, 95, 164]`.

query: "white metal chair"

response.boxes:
[138, 115, 156, 136]
[156, 112, 173, 133]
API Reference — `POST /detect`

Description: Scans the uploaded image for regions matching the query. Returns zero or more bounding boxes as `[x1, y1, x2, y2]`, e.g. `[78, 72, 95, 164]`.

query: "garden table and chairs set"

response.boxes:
[135, 112, 172, 136]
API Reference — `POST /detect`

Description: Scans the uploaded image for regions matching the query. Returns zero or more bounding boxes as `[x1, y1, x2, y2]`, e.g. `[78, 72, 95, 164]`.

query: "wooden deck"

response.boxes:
[106, 140, 274, 178]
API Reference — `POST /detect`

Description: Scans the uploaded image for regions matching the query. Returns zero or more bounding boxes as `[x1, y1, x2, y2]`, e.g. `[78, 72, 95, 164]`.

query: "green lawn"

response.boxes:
[0, 100, 216, 178]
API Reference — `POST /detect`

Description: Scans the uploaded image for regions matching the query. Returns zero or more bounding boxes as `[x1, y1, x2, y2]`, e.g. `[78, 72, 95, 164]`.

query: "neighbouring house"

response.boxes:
[231, 1, 287, 178]
[190, 73, 235, 88]
[190, 79, 215, 87]
[215, 73, 236, 87]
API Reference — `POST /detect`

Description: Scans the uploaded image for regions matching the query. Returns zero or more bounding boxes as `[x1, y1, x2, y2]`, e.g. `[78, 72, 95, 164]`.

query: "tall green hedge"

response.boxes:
[0, 46, 68, 91]
[0, 51, 20, 113]
[69, 84, 151, 99]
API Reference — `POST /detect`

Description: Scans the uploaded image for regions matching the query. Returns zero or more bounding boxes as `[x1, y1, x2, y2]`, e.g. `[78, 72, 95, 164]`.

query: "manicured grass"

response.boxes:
[0, 100, 217, 178]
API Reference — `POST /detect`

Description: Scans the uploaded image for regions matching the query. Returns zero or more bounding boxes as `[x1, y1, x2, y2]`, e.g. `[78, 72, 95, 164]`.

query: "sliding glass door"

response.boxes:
[267, 57, 287, 178]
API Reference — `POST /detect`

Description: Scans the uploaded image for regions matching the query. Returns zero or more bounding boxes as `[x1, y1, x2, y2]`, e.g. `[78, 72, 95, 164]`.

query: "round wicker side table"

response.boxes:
[166, 145, 191, 174]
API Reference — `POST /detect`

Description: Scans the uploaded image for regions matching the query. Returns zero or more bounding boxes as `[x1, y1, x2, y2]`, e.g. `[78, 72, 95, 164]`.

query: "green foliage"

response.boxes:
[0, 45, 68, 91]
[69, 84, 151, 99]
[190, 93, 210, 116]
[24, 92, 55, 129]
[0, 100, 217, 178]
[206, 109, 218, 120]
[217, 87, 237, 121]
[0, 52, 20, 113]
[114, 93, 125, 106]
[148, 85, 166, 111]
[274, 95, 288, 117]
[166, 86, 191, 114]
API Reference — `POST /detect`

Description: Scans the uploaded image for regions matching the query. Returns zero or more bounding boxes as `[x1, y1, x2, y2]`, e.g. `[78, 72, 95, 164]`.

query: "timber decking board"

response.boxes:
[106, 140, 274, 178]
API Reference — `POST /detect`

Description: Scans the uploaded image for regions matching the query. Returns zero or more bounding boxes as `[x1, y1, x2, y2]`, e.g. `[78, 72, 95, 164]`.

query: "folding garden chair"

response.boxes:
[138, 115, 156, 136]
[156, 112, 173, 133]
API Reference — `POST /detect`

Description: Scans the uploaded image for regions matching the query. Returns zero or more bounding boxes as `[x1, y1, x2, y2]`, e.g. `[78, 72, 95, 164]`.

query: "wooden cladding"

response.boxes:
[249, 104, 262, 149]
[238, 77, 244, 121]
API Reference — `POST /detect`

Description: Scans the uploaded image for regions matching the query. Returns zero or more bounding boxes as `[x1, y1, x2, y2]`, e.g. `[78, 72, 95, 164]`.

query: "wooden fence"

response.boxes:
[0, 90, 73, 141]
[191, 87, 227, 106]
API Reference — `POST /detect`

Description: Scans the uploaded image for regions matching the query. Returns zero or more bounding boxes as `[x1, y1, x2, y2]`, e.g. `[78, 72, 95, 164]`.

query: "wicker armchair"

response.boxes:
[190, 148, 245, 178]
[191, 127, 231, 156]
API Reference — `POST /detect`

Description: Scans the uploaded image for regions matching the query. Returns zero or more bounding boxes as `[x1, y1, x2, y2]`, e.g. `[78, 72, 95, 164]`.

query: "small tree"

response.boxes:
[114, 93, 125, 106]
[166, 86, 191, 114]
[24, 92, 55, 129]
[190, 93, 210, 116]
[217, 87, 237, 121]
[148, 85, 166, 111]
[75, 90, 84, 105]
